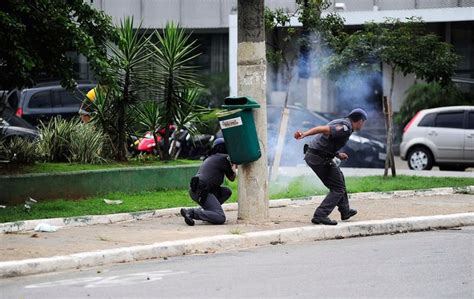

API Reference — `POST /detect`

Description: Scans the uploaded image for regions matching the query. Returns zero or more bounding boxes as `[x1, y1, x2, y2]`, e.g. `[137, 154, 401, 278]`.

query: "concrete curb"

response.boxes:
[1, 213, 473, 278]
[1, 186, 473, 233]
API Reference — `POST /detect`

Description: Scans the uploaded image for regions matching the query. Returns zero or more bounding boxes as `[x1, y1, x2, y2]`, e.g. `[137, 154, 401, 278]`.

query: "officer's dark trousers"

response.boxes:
[305, 153, 350, 217]
[188, 186, 232, 224]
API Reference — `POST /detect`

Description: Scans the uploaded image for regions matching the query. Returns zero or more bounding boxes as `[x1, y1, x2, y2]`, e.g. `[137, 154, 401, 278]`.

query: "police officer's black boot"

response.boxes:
[311, 215, 337, 225]
[341, 209, 357, 221]
[180, 208, 195, 226]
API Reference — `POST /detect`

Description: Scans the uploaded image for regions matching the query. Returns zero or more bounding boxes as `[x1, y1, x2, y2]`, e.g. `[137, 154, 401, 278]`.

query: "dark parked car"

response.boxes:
[0, 108, 39, 141]
[6, 82, 96, 126]
[267, 105, 387, 168]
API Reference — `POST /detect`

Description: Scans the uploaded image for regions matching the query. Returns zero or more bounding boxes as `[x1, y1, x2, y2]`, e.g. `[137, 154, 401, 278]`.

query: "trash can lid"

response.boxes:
[216, 109, 242, 118]
[222, 96, 260, 109]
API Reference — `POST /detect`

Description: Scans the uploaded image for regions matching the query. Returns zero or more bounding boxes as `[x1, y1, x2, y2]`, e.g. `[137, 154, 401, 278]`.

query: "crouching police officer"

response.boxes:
[180, 138, 237, 226]
[294, 108, 368, 225]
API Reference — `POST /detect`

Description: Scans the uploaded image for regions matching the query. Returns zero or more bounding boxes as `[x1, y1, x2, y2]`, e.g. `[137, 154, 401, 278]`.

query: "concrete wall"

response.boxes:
[91, 0, 297, 29]
[0, 165, 200, 205]
[89, 0, 474, 29]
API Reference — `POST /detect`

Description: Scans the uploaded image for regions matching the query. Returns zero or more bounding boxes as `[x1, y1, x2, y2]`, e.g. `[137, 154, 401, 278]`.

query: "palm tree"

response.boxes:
[104, 17, 154, 161]
[150, 22, 202, 160]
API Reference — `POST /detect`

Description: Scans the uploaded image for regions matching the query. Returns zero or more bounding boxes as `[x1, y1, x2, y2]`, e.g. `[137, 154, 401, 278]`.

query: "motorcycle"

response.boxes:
[169, 128, 215, 160]
[129, 125, 175, 156]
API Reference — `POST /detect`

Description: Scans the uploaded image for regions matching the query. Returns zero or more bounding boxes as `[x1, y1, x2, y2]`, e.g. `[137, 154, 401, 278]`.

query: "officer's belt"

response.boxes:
[306, 147, 335, 159]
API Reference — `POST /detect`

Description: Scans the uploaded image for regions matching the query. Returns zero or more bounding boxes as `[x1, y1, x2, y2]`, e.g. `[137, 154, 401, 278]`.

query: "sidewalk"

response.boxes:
[1, 188, 473, 277]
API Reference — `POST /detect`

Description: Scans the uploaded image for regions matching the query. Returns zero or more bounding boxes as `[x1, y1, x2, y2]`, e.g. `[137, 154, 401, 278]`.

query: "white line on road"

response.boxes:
[24, 270, 187, 289]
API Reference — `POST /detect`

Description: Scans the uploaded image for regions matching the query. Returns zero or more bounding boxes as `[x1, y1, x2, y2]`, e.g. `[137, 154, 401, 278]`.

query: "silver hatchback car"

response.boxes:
[400, 106, 474, 171]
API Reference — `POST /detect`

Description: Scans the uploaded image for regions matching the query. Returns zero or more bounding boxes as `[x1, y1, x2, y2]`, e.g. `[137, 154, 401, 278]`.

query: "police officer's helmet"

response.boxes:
[213, 138, 225, 148]
[346, 108, 368, 122]
[211, 138, 227, 155]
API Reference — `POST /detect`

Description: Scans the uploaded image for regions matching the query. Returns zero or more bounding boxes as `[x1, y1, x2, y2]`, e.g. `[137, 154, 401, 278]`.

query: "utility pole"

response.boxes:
[237, 0, 269, 222]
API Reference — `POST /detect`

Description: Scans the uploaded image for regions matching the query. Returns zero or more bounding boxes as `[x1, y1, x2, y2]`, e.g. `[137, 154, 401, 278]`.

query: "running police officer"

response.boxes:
[294, 108, 368, 225]
[180, 138, 237, 226]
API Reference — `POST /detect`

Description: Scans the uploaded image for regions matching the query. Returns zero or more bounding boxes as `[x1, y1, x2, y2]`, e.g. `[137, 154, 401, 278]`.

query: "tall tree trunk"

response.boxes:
[161, 77, 173, 161]
[116, 72, 129, 161]
[237, 0, 269, 222]
[383, 67, 396, 177]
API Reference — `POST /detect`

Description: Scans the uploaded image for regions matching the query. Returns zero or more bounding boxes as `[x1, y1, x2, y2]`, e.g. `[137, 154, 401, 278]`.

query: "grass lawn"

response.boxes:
[1, 175, 473, 223]
[0, 159, 201, 175]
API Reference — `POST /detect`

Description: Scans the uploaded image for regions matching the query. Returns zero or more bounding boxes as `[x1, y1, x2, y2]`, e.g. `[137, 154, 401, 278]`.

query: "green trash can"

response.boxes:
[217, 96, 261, 165]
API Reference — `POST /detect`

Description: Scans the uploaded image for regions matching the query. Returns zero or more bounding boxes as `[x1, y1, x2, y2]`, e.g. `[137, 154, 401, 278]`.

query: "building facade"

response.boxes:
[89, 0, 474, 113]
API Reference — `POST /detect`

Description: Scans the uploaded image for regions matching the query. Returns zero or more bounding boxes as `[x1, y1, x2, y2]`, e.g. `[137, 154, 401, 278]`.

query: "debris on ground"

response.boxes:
[34, 223, 58, 232]
[24, 197, 37, 213]
[103, 199, 123, 205]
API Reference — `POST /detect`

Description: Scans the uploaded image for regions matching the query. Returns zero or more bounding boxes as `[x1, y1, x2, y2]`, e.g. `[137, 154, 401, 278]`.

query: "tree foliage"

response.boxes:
[150, 22, 202, 160]
[0, 0, 116, 90]
[396, 82, 471, 126]
[88, 20, 204, 161]
[265, 1, 345, 70]
[324, 18, 458, 85]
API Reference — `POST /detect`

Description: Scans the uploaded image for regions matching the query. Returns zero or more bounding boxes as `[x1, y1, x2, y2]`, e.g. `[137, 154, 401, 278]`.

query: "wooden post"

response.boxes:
[383, 96, 396, 177]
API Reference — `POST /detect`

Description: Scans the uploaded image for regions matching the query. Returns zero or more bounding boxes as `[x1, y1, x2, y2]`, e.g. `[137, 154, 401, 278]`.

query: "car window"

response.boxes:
[2, 114, 35, 129]
[6, 91, 19, 109]
[53, 89, 82, 107]
[435, 111, 464, 129]
[78, 86, 93, 95]
[28, 91, 51, 109]
[468, 112, 474, 130]
[418, 113, 435, 127]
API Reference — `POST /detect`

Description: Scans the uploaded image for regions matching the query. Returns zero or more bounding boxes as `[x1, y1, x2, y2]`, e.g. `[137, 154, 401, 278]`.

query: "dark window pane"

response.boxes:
[28, 91, 51, 109]
[55, 90, 82, 107]
[3, 115, 35, 129]
[78, 87, 92, 94]
[6, 91, 19, 109]
[435, 112, 464, 129]
[418, 113, 436, 127]
[468, 112, 474, 130]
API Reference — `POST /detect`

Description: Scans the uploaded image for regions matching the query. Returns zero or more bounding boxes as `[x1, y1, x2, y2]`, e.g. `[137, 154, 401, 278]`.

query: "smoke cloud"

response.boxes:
[266, 30, 384, 184]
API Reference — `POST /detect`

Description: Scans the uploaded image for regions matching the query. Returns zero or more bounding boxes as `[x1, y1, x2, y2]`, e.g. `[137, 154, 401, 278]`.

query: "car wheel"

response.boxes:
[407, 147, 434, 170]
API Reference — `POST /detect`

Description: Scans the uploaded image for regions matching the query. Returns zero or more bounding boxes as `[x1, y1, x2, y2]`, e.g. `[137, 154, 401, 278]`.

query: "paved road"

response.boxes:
[2, 227, 473, 299]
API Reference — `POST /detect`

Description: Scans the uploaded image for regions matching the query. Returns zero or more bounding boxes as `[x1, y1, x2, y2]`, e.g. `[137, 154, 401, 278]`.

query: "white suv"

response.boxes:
[400, 106, 474, 171]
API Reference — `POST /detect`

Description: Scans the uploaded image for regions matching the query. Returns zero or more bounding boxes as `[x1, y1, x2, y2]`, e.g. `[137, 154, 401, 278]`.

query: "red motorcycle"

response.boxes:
[131, 125, 175, 156]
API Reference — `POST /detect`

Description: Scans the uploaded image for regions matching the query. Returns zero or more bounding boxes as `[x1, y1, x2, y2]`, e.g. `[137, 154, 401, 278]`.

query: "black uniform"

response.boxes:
[305, 118, 353, 218]
[187, 153, 235, 224]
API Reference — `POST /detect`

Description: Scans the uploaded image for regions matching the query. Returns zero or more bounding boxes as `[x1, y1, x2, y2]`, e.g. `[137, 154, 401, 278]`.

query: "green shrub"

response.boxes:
[69, 123, 107, 164]
[37, 117, 78, 162]
[396, 82, 471, 126]
[0, 136, 39, 164]
[37, 117, 107, 164]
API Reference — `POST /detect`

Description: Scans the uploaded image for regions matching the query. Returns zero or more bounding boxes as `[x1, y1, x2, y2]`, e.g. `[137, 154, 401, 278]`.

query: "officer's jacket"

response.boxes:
[196, 153, 234, 188]
[308, 118, 353, 155]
